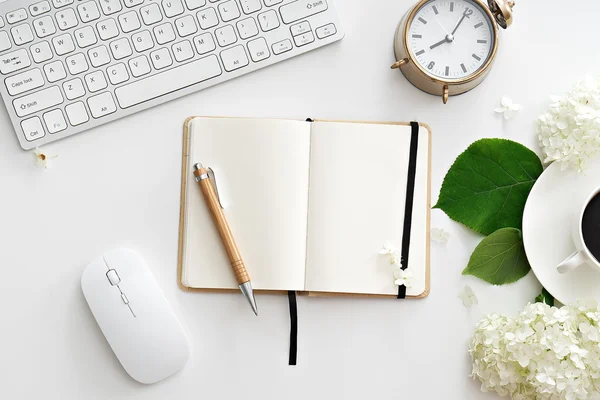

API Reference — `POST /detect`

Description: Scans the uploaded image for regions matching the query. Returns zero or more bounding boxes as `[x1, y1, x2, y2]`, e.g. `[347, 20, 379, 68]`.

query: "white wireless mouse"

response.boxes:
[81, 248, 189, 384]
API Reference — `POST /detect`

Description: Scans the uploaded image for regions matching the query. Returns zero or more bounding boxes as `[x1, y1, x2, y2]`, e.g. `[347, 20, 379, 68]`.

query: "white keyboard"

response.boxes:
[0, 0, 343, 149]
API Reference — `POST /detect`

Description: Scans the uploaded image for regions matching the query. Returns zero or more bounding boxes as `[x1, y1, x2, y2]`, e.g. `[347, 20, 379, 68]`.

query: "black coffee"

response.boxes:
[582, 193, 600, 261]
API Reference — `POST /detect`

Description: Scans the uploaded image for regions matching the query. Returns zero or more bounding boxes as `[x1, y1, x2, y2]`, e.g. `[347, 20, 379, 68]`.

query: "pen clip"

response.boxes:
[207, 167, 224, 209]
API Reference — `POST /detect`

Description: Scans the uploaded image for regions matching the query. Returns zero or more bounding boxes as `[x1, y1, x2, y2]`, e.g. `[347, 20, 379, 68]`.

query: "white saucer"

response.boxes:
[523, 156, 600, 305]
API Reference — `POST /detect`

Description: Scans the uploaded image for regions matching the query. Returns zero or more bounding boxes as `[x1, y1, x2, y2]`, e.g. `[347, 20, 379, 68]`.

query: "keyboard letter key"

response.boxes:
[280, 0, 328, 24]
[13, 86, 64, 117]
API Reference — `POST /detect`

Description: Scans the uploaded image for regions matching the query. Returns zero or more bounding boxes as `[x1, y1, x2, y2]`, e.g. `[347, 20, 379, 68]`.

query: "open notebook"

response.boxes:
[178, 117, 431, 298]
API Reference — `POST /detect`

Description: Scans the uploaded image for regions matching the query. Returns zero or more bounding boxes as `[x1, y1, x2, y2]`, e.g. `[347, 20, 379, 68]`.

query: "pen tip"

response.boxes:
[193, 163, 203, 171]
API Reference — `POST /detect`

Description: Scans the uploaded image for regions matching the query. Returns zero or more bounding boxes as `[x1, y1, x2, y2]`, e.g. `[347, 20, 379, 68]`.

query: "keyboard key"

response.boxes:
[52, 33, 75, 55]
[100, 0, 123, 15]
[110, 37, 133, 59]
[78, 2, 101, 22]
[11, 24, 34, 45]
[52, 0, 74, 9]
[33, 16, 56, 38]
[197, 8, 218, 29]
[162, 0, 184, 18]
[5, 68, 44, 95]
[65, 101, 89, 125]
[257, 10, 278, 32]
[0, 17, 4, 28]
[236, 17, 258, 39]
[128, 55, 151, 77]
[43, 108, 67, 133]
[115, 54, 221, 108]
[215, 24, 236, 47]
[272, 38, 291, 55]
[316, 23, 336, 39]
[247, 37, 269, 62]
[193, 32, 215, 54]
[0, 49, 31, 74]
[124, 0, 144, 7]
[118, 11, 141, 33]
[220, 44, 248, 72]
[175, 15, 197, 37]
[172, 40, 193, 62]
[75, 26, 97, 47]
[154, 22, 176, 45]
[43, 60, 67, 81]
[89, 45, 111, 67]
[84, 70, 107, 92]
[66, 53, 89, 74]
[132, 30, 154, 52]
[63, 77, 86, 99]
[30, 1, 52, 17]
[263, 0, 282, 6]
[293, 31, 313, 47]
[14, 86, 64, 117]
[0, 31, 11, 52]
[290, 21, 310, 36]
[218, 1, 240, 22]
[56, 9, 78, 30]
[97, 19, 119, 40]
[6, 9, 27, 24]
[31, 41, 52, 62]
[21, 116, 45, 141]
[280, 0, 328, 24]
[184, 0, 206, 11]
[240, 0, 261, 14]
[106, 62, 129, 84]
[140, 3, 162, 25]
[88, 91, 117, 118]
[150, 47, 172, 69]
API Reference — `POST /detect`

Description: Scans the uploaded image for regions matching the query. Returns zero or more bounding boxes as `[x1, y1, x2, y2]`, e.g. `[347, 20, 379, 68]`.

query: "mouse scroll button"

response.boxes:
[121, 293, 129, 304]
[106, 269, 121, 286]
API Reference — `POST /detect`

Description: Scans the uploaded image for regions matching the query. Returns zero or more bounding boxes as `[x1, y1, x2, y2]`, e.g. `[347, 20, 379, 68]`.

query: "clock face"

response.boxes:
[408, 0, 495, 80]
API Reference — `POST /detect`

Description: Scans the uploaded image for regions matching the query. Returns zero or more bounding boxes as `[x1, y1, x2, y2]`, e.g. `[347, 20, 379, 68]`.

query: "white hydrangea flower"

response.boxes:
[379, 242, 409, 286]
[495, 96, 522, 120]
[537, 76, 600, 172]
[392, 266, 413, 288]
[458, 285, 478, 308]
[34, 147, 58, 169]
[470, 301, 600, 400]
[431, 227, 451, 244]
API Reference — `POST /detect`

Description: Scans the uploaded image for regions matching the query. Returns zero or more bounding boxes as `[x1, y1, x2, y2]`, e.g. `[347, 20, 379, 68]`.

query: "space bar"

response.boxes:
[115, 55, 222, 108]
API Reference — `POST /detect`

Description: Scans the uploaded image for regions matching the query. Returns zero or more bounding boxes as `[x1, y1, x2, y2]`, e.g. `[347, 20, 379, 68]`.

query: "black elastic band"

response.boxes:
[287, 291, 298, 365]
[398, 122, 420, 299]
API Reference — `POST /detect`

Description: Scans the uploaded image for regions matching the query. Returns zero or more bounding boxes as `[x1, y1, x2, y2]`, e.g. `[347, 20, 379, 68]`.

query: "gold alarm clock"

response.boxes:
[391, 0, 514, 103]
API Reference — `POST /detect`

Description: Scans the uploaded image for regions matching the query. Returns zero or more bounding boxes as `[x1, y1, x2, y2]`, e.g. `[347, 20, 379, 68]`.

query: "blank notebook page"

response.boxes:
[305, 121, 429, 296]
[182, 117, 311, 291]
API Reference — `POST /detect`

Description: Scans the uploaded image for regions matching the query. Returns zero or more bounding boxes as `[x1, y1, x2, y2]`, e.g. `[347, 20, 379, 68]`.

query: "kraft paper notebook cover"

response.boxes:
[178, 117, 431, 298]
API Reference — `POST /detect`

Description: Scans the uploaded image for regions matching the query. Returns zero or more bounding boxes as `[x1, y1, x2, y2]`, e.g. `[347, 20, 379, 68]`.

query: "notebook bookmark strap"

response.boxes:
[398, 122, 420, 299]
[288, 291, 298, 365]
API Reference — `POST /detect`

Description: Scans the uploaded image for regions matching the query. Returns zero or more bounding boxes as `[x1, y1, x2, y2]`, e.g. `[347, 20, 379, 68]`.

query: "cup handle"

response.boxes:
[557, 250, 588, 274]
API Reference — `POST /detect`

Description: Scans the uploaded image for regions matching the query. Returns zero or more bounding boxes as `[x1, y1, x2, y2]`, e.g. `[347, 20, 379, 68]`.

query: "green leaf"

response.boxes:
[462, 228, 531, 285]
[535, 288, 555, 307]
[434, 139, 543, 235]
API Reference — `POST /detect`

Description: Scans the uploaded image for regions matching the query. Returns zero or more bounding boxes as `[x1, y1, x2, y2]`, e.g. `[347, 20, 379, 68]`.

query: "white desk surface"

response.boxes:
[1, 0, 596, 398]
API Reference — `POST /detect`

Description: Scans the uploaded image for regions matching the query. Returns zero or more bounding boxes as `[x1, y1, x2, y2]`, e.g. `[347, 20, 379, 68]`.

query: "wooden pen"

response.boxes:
[193, 163, 258, 316]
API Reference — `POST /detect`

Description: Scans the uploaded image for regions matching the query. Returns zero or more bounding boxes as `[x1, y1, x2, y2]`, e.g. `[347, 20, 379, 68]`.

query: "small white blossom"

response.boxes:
[392, 266, 414, 287]
[470, 301, 600, 400]
[537, 76, 600, 172]
[458, 285, 478, 308]
[495, 96, 522, 120]
[34, 147, 58, 169]
[379, 241, 401, 265]
[430, 227, 451, 244]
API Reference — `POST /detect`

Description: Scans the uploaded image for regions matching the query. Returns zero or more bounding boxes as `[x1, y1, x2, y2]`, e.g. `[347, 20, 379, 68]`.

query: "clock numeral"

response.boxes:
[463, 7, 473, 18]
[427, 61, 435, 70]
[450, 1, 454, 12]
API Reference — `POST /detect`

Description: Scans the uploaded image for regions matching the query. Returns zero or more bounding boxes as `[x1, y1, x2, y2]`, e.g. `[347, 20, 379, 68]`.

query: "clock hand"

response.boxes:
[433, 13, 450, 36]
[430, 38, 448, 49]
[451, 7, 473, 35]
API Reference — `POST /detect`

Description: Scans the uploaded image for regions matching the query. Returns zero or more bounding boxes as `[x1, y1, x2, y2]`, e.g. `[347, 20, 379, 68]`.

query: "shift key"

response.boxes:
[13, 86, 64, 117]
[280, 0, 328, 24]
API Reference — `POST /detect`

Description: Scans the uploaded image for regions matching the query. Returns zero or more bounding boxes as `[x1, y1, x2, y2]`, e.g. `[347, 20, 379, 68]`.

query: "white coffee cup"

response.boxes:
[557, 187, 600, 274]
